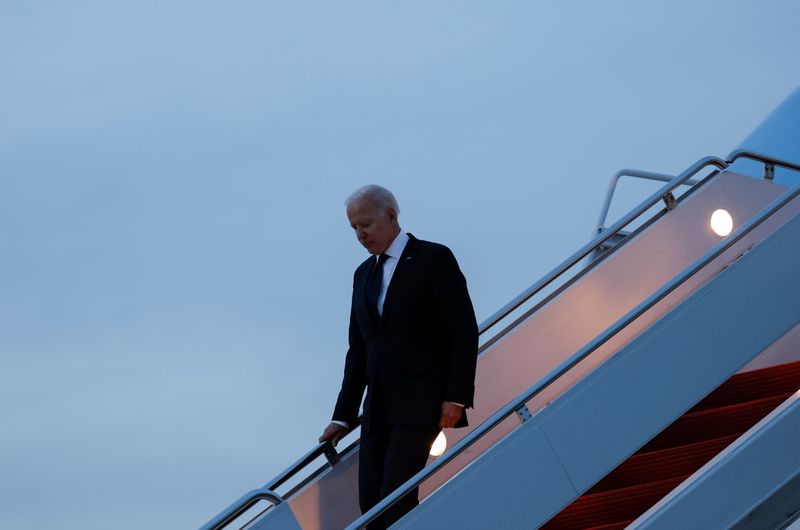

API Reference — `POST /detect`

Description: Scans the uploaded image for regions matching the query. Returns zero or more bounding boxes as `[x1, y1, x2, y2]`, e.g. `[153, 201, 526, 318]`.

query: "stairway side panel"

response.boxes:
[397, 202, 800, 529]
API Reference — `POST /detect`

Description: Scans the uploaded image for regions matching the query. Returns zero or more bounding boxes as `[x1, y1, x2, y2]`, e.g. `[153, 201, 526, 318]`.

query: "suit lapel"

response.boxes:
[380, 233, 419, 326]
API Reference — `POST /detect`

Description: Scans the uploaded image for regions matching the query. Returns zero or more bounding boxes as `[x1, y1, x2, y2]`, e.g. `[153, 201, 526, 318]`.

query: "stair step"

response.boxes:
[689, 360, 800, 413]
[587, 434, 737, 494]
[584, 520, 634, 530]
[638, 393, 790, 453]
[542, 476, 684, 530]
[543, 360, 800, 529]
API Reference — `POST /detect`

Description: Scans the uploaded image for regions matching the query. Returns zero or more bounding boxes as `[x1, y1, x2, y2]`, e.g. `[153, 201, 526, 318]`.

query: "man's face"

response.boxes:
[347, 199, 399, 255]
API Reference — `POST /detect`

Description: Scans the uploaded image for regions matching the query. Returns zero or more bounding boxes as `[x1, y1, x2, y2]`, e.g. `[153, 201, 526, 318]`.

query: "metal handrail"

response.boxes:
[595, 169, 700, 235]
[727, 149, 800, 176]
[265, 442, 331, 492]
[346, 150, 800, 529]
[477, 155, 726, 335]
[199, 488, 282, 530]
[264, 416, 358, 492]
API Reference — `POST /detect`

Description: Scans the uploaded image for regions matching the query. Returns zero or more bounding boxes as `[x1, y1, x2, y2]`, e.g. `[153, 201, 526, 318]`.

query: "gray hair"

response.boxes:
[345, 185, 400, 214]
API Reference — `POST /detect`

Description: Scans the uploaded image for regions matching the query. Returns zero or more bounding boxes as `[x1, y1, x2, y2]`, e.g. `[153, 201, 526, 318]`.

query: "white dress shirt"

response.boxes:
[332, 231, 462, 431]
[376, 230, 409, 316]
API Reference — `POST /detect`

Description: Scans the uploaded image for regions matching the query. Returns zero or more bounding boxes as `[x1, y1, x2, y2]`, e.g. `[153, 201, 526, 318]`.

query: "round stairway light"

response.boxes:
[429, 431, 447, 457]
[710, 209, 733, 237]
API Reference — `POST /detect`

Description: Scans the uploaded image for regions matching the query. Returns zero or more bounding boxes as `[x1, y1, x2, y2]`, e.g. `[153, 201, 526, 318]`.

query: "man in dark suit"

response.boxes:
[319, 185, 478, 529]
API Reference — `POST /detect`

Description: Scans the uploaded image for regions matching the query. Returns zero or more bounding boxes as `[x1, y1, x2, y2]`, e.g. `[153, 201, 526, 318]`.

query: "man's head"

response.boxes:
[345, 185, 401, 255]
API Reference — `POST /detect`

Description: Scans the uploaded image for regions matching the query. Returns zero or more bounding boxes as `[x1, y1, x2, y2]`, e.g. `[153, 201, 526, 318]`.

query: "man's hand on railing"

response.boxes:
[439, 401, 464, 429]
[319, 422, 348, 447]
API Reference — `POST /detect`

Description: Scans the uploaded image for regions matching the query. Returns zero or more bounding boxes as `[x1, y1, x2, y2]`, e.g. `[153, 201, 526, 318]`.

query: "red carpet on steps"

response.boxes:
[541, 359, 800, 529]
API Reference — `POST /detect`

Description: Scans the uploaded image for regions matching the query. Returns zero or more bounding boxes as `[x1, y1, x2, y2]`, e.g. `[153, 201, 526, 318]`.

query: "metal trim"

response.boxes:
[515, 405, 533, 423]
[199, 488, 282, 530]
[595, 169, 700, 235]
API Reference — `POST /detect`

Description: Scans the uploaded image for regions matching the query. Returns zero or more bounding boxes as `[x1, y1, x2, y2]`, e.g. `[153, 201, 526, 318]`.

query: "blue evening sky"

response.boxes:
[2, 1, 799, 528]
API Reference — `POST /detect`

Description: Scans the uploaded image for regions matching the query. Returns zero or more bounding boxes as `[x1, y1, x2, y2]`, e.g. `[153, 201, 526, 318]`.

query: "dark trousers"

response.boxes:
[358, 420, 440, 530]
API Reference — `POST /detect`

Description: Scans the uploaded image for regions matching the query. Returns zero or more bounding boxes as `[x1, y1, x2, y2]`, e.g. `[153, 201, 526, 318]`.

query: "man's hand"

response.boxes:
[319, 422, 348, 447]
[439, 402, 463, 429]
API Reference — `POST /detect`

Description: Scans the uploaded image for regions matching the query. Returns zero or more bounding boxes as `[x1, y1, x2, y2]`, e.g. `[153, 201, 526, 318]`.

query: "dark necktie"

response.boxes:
[365, 253, 389, 322]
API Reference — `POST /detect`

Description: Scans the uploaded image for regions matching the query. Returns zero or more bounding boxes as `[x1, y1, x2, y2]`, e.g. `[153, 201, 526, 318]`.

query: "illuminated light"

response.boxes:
[710, 209, 733, 237]
[429, 431, 447, 457]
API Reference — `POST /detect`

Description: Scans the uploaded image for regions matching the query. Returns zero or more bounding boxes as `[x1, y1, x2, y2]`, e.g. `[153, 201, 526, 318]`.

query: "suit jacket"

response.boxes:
[332, 233, 479, 436]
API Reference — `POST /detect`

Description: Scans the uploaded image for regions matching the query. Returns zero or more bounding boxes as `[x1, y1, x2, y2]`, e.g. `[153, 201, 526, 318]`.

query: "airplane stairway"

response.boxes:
[542, 359, 800, 529]
[200, 151, 800, 530]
